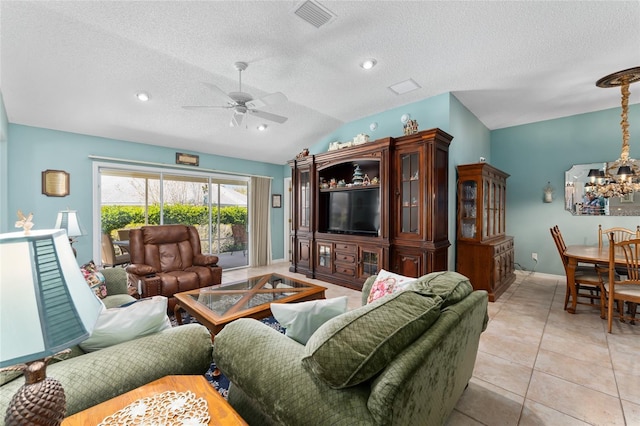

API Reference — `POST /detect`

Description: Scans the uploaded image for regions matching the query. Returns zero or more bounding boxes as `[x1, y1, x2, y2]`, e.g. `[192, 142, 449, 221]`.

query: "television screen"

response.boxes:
[327, 188, 380, 236]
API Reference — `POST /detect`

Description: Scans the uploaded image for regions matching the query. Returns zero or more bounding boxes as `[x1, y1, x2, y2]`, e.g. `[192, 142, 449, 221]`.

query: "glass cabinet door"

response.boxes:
[460, 180, 477, 239]
[299, 170, 310, 230]
[358, 246, 381, 279]
[317, 242, 332, 270]
[400, 153, 420, 234]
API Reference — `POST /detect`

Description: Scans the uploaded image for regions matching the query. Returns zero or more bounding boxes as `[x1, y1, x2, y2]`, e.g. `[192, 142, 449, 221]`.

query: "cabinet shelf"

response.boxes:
[319, 184, 380, 193]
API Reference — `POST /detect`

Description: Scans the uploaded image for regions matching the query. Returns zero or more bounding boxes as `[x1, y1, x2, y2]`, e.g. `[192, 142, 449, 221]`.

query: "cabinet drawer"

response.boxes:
[493, 240, 513, 255]
[335, 253, 356, 263]
[334, 264, 356, 277]
[335, 243, 356, 252]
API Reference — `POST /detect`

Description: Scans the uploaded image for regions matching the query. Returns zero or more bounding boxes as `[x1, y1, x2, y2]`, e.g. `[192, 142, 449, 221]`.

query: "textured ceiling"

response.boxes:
[1, 1, 639, 164]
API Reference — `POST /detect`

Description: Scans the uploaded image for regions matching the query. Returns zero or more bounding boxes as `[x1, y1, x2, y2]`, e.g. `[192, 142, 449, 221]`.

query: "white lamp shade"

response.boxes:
[0, 229, 102, 367]
[54, 209, 86, 238]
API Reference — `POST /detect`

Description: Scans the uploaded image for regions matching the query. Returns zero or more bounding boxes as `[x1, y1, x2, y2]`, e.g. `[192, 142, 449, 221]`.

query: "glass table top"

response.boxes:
[186, 273, 320, 317]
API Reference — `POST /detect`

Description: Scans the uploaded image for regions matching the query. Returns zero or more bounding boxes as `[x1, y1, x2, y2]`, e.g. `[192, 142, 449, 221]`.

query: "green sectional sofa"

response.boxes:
[213, 271, 489, 426]
[0, 268, 213, 422]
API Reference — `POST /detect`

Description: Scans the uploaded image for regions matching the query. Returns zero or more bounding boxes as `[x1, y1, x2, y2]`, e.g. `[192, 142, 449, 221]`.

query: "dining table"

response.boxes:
[563, 244, 627, 314]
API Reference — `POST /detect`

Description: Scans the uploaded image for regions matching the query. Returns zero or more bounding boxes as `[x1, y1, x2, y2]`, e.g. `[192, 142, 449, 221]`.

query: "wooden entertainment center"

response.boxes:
[289, 128, 452, 290]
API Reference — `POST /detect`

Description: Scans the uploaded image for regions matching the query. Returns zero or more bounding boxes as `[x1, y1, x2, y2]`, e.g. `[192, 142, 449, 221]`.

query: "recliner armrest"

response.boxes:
[126, 263, 157, 276]
[193, 254, 219, 266]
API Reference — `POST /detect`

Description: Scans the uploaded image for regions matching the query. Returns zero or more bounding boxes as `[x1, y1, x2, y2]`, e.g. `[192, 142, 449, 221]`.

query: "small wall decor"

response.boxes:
[42, 169, 70, 197]
[272, 194, 282, 208]
[543, 182, 554, 203]
[176, 152, 199, 166]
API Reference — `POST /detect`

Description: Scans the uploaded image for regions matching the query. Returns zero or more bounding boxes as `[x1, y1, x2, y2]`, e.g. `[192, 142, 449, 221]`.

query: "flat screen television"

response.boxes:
[326, 188, 380, 236]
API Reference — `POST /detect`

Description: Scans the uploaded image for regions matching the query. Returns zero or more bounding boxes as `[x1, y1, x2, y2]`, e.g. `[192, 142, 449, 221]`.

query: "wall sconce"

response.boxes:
[543, 182, 554, 203]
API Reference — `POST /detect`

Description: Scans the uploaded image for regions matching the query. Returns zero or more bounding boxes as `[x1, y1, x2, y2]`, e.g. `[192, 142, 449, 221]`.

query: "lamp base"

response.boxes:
[4, 361, 66, 426]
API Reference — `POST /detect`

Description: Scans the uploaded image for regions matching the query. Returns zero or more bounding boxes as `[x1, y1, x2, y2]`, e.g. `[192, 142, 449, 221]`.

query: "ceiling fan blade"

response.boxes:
[230, 111, 245, 127]
[182, 105, 231, 110]
[249, 109, 288, 124]
[246, 92, 288, 109]
[202, 82, 235, 104]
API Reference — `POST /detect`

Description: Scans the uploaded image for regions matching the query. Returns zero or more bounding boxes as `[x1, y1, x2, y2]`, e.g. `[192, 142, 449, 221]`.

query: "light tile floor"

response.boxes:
[222, 263, 640, 425]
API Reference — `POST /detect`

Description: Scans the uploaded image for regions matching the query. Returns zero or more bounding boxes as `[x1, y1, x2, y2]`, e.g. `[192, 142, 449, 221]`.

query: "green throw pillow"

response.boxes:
[271, 296, 348, 344]
[302, 291, 443, 389]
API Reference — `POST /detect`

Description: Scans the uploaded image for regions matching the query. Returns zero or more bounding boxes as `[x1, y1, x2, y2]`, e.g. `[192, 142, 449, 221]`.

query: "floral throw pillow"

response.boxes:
[367, 269, 417, 304]
[80, 261, 107, 299]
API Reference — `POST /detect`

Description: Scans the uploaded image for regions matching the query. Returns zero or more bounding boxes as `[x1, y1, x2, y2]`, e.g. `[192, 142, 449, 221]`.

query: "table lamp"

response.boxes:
[54, 209, 86, 257]
[0, 229, 102, 425]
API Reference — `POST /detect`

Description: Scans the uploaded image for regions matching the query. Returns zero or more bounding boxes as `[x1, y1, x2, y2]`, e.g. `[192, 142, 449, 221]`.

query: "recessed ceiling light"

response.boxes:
[136, 92, 150, 102]
[361, 59, 377, 70]
[257, 124, 268, 131]
[388, 79, 421, 95]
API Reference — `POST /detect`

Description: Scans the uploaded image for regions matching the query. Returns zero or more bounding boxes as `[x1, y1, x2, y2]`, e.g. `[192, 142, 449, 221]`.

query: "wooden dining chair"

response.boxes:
[598, 225, 640, 248]
[550, 226, 605, 317]
[604, 233, 640, 332]
[101, 233, 131, 267]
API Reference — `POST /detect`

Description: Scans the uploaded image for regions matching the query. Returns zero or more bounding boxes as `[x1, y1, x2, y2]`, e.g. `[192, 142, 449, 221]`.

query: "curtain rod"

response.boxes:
[88, 155, 274, 180]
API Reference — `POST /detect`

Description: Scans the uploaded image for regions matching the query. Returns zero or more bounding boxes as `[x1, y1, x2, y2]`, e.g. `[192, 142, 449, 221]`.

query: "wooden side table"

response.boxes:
[62, 375, 247, 425]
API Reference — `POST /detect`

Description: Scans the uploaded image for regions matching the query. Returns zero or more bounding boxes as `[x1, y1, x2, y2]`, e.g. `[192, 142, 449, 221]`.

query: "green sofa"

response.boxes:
[0, 268, 213, 422]
[212, 271, 489, 426]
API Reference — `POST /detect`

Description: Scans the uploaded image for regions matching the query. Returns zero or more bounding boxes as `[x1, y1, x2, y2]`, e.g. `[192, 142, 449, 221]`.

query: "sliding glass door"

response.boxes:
[97, 164, 249, 270]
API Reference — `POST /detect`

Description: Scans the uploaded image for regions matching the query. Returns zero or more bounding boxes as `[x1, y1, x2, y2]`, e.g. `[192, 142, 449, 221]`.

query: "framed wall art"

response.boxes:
[272, 194, 282, 208]
[41, 169, 70, 197]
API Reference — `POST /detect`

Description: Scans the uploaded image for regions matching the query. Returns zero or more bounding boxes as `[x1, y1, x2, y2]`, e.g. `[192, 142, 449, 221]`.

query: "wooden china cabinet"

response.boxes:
[290, 128, 452, 290]
[456, 163, 515, 301]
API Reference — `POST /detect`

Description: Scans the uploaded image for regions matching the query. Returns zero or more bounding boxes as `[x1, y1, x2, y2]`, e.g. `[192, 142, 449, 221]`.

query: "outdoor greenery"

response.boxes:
[101, 204, 247, 234]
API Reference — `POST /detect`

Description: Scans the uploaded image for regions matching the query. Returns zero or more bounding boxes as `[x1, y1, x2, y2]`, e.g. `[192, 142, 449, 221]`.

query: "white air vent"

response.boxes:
[389, 79, 422, 95]
[294, 1, 336, 28]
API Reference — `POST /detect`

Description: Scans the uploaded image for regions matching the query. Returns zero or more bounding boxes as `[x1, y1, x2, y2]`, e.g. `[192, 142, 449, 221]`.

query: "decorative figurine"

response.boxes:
[352, 164, 364, 186]
[363, 174, 371, 186]
[337, 179, 346, 187]
[330, 178, 337, 188]
[403, 119, 419, 135]
[296, 148, 310, 159]
[15, 210, 34, 234]
[371, 176, 380, 185]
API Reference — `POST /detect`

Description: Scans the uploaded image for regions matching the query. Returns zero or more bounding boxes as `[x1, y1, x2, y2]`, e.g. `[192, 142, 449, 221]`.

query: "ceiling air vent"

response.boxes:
[294, 1, 336, 28]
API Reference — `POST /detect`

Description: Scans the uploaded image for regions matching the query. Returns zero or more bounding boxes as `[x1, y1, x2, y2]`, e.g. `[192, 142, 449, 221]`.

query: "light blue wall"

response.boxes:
[491, 104, 640, 275]
[0, 91, 8, 233]
[6, 124, 285, 264]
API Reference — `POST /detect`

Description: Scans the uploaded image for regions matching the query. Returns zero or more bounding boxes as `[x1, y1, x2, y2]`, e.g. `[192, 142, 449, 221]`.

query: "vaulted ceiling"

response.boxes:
[2, 1, 639, 164]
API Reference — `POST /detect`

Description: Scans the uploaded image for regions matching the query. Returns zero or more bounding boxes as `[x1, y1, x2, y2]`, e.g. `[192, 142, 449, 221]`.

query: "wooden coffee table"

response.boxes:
[62, 375, 247, 425]
[174, 273, 327, 334]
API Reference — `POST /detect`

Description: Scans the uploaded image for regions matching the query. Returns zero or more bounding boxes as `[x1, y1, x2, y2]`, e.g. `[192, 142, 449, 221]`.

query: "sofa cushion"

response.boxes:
[271, 296, 348, 344]
[302, 291, 443, 389]
[79, 296, 171, 352]
[366, 269, 416, 304]
[406, 271, 473, 307]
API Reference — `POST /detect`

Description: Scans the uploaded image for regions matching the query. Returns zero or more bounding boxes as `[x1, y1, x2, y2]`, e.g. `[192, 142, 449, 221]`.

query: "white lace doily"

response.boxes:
[98, 390, 210, 426]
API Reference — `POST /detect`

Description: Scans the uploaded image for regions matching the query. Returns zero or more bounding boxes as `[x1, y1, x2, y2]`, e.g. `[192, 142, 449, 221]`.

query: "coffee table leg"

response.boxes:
[174, 304, 183, 325]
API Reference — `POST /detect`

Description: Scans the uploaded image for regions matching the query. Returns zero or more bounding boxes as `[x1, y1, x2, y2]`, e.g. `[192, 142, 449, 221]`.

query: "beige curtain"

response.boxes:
[249, 176, 272, 266]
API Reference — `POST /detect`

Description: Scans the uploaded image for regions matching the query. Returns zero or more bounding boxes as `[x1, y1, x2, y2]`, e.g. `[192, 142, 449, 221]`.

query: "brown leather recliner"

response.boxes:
[126, 225, 222, 313]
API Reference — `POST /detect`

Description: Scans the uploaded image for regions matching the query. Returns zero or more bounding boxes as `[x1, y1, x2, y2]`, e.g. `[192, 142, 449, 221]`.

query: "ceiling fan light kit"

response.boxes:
[183, 61, 289, 128]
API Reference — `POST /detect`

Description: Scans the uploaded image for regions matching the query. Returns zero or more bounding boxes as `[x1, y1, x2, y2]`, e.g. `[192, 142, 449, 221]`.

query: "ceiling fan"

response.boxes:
[183, 61, 288, 128]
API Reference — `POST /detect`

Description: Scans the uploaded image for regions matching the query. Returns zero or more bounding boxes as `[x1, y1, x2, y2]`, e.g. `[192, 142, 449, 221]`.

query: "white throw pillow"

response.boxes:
[367, 269, 417, 304]
[79, 296, 172, 352]
[271, 296, 349, 345]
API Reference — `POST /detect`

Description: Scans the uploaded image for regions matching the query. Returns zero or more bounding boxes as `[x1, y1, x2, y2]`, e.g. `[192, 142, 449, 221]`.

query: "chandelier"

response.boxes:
[590, 67, 640, 198]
